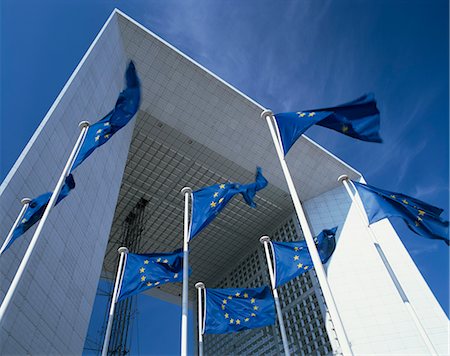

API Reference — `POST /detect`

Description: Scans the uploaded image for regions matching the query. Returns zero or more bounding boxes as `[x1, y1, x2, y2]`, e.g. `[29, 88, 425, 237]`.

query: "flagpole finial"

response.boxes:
[118, 247, 129, 254]
[195, 282, 205, 289]
[259, 235, 271, 243]
[21, 198, 31, 205]
[338, 175, 349, 183]
[260, 109, 274, 120]
[181, 187, 192, 194]
[78, 121, 90, 129]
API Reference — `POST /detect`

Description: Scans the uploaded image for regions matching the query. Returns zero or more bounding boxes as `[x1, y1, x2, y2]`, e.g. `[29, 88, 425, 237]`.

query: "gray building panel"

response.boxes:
[0, 15, 134, 354]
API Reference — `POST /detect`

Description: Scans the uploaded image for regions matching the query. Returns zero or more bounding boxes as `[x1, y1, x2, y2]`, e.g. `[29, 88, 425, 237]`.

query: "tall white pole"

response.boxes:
[181, 187, 192, 356]
[260, 236, 290, 356]
[101, 246, 129, 356]
[0, 121, 90, 324]
[338, 175, 438, 356]
[195, 282, 205, 356]
[0, 198, 32, 255]
[261, 110, 353, 356]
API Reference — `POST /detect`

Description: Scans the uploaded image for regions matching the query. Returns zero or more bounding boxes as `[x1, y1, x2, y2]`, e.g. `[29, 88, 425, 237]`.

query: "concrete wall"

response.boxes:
[0, 13, 134, 354]
[304, 185, 448, 355]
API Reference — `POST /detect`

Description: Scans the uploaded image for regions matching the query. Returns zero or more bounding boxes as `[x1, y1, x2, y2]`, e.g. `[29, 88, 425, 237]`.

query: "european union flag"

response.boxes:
[70, 61, 141, 171]
[272, 227, 338, 288]
[189, 167, 268, 240]
[1, 174, 76, 254]
[353, 181, 449, 245]
[274, 94, 382, 156]
[117, 249, 186, 302]
[204, 286, 275, 334]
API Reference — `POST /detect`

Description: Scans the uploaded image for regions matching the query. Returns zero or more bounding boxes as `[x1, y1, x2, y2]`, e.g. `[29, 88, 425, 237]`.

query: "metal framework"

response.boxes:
[107, 198, 148, 355]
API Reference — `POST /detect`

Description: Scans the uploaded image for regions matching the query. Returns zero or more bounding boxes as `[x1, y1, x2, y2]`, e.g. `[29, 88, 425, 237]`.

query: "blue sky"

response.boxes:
[1, 0, 448, 354]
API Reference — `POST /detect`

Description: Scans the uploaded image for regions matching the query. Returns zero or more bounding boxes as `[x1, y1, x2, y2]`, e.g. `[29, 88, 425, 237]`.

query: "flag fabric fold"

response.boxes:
[353, 181, 449, 245]
[204, 286, 275, 334]
[189, 167, 268, 240]
[1, 174, 76, 254]
[117, 249, 186, 302]
[70, 61, 141, 171]
[272, 227, 338, 288]
[274, 94, 382, 156]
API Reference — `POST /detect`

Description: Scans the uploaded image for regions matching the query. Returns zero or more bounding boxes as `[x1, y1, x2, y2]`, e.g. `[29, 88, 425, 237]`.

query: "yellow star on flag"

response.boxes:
[342, 125, 349, 133]
[253, 306, 259, 311]
[297, 263, 303, 269]
[236, 319, 241, 325]
[251, 313, 256, 317]
[141, 275, 146, 281]
[139, 267, 145, 273]
[104, 122, 110, 126]
[95, 136, 100, 141]
[210, 201, 217, 208]
[224, 313, 229, 319]
[294, 247, 299, 251]
[235, 292, 240, 297]
[308, 112, 316, 117]
[154, 281, 160, 286]
[146, 282, 152, 287]
[219, 198, 224, 203]
[144, 260, 149, 264]
[219, 184, 226, 189]
[223, 299, 227, 304]
[228, 296, 233, 300]
[418, 210, 425, 216]
[230, 319, 234, 324]
[245, 318, 249, 322]
[163, 259, 168, 263]
[402, 199, 409, 204]
[96, 129, 102, 134]
[213, 192, 219, 198]
[390, 195, 396, 199]
[157, 258, 162, 262]
[174, 273, 178, 278]
[243, 293, 248, 298]
[294, 255, 299, 261]
[250, 298, 255, 304]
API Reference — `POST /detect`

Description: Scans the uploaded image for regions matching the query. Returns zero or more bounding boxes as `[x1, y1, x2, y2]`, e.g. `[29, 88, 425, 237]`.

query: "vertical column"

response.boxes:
[261, 110, 353, 356]
[181, 187, 192, 356]
[260, 236, 290, 356]
[195, 282, 205, 356]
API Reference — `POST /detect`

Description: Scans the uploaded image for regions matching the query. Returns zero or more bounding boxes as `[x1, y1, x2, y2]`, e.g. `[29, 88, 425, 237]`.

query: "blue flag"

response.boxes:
[274, 94, 382, 156]
[204, 286, 275, 334]
[272, 227, 337, 288]
[353, 181, 449, 245]
[1, 174, 76, 254]
[189, 167, 268, 240]
[117, 249, 186, 302]
[70, 61, 141, 171]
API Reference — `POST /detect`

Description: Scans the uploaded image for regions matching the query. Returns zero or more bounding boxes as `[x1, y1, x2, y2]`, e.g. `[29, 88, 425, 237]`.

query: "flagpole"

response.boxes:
[0, 121, 90, 325]
[338, 175, 438, 355]
[260, 236, 290, 356]
[181, 186, 192, 356]
[101, 246, 128, 356]
[195, 282, 205, 356]
[0, 198, 31, 255]
[261, 110, 353, 356]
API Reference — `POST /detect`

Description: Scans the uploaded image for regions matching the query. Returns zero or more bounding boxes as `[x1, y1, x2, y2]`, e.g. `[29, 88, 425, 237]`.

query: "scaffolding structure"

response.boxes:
[107, 197, 148, 355]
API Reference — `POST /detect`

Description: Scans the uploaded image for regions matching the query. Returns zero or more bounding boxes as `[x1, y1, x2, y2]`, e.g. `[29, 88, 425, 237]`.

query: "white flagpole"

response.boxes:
[260, 236, 290, 356]
[181, 187, 192, 356]
[0, 198, 31, 256]
[0, 121, 90, 324]
[261, 110, 353, 356]
[101, 246, 129, 356]
[195, 282, 205, 356]
[338, 175, 438, 355]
